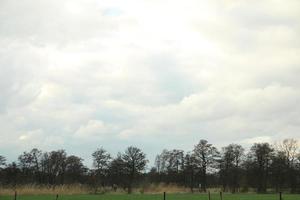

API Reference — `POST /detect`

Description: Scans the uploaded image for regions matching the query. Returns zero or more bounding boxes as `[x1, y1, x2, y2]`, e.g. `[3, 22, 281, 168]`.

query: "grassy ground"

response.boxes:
[1, 193, 300, 200]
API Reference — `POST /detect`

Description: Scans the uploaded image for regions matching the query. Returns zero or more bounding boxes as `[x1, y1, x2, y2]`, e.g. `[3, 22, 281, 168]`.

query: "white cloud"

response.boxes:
[74, 120, 115, 139]
[0, 0, 300, 164]
[18, 129, 44, 143]
[241, 136, 272, 145]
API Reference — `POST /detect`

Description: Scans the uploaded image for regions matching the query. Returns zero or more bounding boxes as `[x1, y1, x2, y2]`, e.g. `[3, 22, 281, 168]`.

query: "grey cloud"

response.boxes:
[0, 0, 120, 46]
[0, 44, 43, 112]
[0, 0, 300, 165]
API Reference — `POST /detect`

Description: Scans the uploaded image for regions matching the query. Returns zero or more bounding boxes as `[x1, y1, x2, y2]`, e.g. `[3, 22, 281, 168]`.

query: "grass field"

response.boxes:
[1, 193, 300, 200]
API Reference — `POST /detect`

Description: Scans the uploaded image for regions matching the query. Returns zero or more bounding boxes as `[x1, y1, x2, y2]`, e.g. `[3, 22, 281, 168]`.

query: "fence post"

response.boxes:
[208, 191, 211, 200]
[56, 194, 59, 200]
[163, 192, 166, 200]
[279, 192, 282, 200]
[220, 191, 223, 200]
[14, 191, 17, 200]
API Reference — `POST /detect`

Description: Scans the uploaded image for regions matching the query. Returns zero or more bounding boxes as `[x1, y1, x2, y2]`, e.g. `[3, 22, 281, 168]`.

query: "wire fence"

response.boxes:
[2, 191, 300, 200]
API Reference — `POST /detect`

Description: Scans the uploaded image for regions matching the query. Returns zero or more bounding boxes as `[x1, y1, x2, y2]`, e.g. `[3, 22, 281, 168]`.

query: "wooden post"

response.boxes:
[163, 192, 166, 200]
[56, 194, 59, 200]
[279, 192, 282, 200]
[208, 191, 211, 200]
[14, 191, 17, 200]
[220, 191, 223, 200]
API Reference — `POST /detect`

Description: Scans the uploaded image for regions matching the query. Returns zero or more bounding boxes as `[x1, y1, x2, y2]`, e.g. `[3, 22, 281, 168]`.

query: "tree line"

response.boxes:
[0, 139, 299, 194]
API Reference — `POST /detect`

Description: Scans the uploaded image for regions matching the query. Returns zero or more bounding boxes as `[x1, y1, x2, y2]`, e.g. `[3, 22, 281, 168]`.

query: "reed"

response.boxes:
[0, 184, 91, 195]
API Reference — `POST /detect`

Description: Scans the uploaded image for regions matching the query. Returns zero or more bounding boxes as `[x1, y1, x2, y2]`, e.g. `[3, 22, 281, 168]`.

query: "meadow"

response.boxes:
[1, 193, 300, 200]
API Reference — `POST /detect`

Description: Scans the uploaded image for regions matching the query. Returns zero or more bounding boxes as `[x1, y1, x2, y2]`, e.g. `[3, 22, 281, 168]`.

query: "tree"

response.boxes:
[65, 155, 87, 183]
[154, 154, 162, 174]
[270, 151, 287, 192]
[0, 155, 6, 185]
[122, 146, 148, 193]
[41, 150, 67, 186]
[18, 151, 34, 183]
[18, 148, 43, 184]
[166, 149, 184, 173]
[154, 149, 185, 184]
[91, 147, 111, 192]
[3, 162, 20, 188]
[154, 149, 169, 174]
[0, 155, 6, 168]
[92, 147, 111, 172]
[184, 152, 198, 192]
[279, 139, 299, 167]
[193, 139, 219, 192]
[108, 153, 127, 190]
[277, 138, 299, 193]
[247, 143, 274, 193]
[219, 144, 244, 192]
[1, 140, 300, 192]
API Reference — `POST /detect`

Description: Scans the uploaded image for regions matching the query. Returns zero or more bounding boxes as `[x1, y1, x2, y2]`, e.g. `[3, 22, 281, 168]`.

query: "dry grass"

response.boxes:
[0, 184, 91, 195]
[139, 183, 190, 194]
[0, 184, 225, 195]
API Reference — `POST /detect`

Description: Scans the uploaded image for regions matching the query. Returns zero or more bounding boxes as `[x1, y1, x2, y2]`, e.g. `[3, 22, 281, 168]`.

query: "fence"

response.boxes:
[7, 191, 291, 200]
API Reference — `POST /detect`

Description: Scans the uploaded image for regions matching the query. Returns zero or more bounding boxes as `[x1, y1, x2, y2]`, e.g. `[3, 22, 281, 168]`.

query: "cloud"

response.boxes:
[74, 120, 115, 139]
[0, 0, 300, 165]
[241, 136, 272, 146]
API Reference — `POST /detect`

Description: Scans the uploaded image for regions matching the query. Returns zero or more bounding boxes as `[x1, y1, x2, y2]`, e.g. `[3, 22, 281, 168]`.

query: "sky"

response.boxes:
[0, 0, 300, 167]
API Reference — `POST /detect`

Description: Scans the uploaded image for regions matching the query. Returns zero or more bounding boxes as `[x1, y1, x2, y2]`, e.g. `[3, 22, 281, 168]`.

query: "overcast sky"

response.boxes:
[0, 0, 300, 167]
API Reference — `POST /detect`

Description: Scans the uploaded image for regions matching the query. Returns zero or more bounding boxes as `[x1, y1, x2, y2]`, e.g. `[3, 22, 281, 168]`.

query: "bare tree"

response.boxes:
[18, 148, 43, 184]
[41, 150, 67, 186]
[108, 153, 126, 190]
[279, 139, 299, 167]
[278, 138, 299, 193]
[184, 152, 198, 192]
[155, 149, 169, 173]
[122, 146, 148, 194]
[193, 139, 220, 192]
[167, 149, 184, 173]
[270, 150, 287, 192]
[92, 147, 111, 171]
[154, 154, 162, 174]
[91, 147, 111, 192]
[219, 144, 244, 192]
[65, 155, 87, 183]
[5, 162, 20, 188]
[0, 155, 6, 168]
[248, 143, 274, 193]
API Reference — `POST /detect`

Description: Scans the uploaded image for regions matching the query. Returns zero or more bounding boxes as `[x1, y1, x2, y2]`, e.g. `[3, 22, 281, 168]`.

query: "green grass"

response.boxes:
[1, 193, 299, 200]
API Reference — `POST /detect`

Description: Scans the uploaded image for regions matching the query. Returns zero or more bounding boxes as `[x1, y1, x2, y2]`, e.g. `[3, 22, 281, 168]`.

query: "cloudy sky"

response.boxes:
[1, 0, 300, 166]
